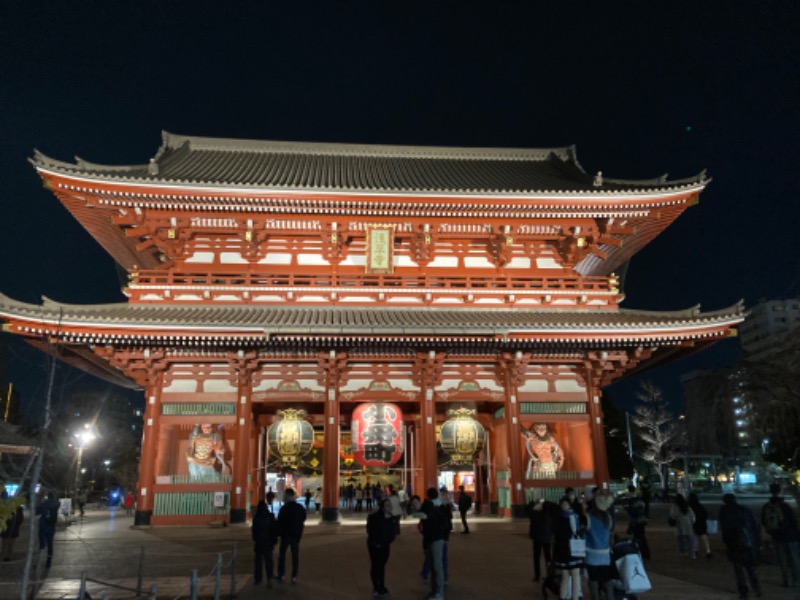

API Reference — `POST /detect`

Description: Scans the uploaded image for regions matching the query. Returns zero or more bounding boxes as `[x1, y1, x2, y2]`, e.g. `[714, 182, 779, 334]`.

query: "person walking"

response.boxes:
[355, 484, 364, 512]
[366, 497, 398, 597]
[585, 490, 615, 600]
[276, 488, 306, 583]
[760, 482, 800, 588]
[638, 475, 652, 518]
[526, 497, 556, 582]
[688, 492, 712, 559]
[719, 493, 762, 599]
[387, 486, 403, 534]
[553, 495, 586, 600]
[313, 487, 322, 513]
[123, 491, 135, 516]
[457, 485, 473, 534]
[669, 494, 696, 557]
[421, 487, 449, 600]
[36, 491, 61, 568]
[251, 500, 277, 586]
[624, 485, 650, 560]
[1, 491, 24, 561]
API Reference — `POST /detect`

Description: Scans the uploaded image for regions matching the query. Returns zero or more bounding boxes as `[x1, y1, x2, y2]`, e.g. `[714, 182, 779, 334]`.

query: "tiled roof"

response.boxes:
[31, 132, 708, 196]
[0, 294, 744, 340]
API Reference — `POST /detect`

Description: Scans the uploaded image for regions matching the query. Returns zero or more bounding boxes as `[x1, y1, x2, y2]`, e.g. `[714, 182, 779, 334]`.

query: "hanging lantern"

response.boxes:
[440, 407, 486, 465]
[267, 408, 315, 469]
[351, 403, 403, 467]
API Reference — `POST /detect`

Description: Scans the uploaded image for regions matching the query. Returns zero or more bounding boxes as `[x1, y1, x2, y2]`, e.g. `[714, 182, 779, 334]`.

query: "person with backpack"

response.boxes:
[719, 493, 761, 599]
[585, 490, 615, 600]
[760, 483, 800, 588]
[251, 500, 277, 586]
[457, 485, 472, 534]
[36, 491, 61, 568]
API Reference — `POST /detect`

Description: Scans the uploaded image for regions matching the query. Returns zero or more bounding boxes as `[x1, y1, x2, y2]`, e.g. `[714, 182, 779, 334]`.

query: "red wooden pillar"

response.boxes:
[503, 353, 527, 518]
[249, 424, 260, 506]
[231, 368, 253, 523]
[321, 351, 343, 523]
[488, 424, 500, 514]
[416, 351, 441, 494]
[419, 386, 439, 492]
[585, 372, 611, 489]
[135, 371, 163, 527]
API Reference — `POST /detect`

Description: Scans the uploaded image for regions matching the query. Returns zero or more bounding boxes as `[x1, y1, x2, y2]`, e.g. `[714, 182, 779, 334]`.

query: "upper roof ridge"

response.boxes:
[160, 131, 577, 163]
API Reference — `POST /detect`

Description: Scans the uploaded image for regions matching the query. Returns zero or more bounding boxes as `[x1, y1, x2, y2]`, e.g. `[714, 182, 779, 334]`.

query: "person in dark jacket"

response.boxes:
[526, 497, 556, 581]
[688, 492, 712, 559]
[457, 485, 472, 534]
[421, 487, 449, 600]
[638, 475, 652, 518]
[719, 493, 761, 599]
[1, 491, 24, 561]
[760, 483, 800, 588]
[251, 500, 277, 586]
[276, 488, 306, 583]
[625, 485, 650, 560]
[366, 497, 397, 597]
[553, 496, 586, 600]
[36, 491, 61, 568]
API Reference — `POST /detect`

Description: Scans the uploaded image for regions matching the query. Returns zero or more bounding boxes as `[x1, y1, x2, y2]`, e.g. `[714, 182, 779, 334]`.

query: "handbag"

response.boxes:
[569, 537, 587, 557]
[706, 519, 719, 534]
[616, 553, 652, 594]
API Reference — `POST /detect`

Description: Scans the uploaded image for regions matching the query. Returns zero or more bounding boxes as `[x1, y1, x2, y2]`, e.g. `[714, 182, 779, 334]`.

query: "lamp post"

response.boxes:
[73, 426, 96, 498]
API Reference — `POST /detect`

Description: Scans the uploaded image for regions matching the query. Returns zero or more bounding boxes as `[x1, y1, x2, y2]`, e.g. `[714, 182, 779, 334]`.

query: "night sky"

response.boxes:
[1, 3, 798, 414]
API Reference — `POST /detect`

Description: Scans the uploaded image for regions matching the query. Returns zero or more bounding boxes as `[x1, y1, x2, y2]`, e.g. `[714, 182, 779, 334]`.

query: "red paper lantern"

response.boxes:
[351, 403, 403, 467]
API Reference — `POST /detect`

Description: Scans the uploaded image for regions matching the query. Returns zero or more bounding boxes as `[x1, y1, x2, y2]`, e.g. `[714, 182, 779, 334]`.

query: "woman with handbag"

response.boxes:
[669, 493, 697, 557]
[553, 496, 586, 600]
[688, 492, 712, 559]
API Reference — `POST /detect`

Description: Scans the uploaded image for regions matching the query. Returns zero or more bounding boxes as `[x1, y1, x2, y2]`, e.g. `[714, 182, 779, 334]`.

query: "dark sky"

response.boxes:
[1, 2, 798, 414]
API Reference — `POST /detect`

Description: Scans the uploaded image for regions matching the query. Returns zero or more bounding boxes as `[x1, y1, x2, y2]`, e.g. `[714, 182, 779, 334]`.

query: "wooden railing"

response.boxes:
[129, 270, 613, 292]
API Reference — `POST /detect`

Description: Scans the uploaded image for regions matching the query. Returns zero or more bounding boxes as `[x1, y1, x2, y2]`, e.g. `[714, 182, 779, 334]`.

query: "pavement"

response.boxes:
[0, 500, 798, 600]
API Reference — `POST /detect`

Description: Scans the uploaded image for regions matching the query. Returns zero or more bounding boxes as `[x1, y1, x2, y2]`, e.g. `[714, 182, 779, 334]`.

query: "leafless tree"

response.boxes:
[630, 380, 685, 492]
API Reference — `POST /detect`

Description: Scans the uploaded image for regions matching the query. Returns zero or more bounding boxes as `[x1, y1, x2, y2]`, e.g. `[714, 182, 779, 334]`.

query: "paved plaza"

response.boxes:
[0, 499, 797, 599]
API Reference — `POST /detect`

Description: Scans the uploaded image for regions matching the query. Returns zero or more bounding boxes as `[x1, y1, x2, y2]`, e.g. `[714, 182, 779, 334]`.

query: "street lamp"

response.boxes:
[73, 425, 96, 497]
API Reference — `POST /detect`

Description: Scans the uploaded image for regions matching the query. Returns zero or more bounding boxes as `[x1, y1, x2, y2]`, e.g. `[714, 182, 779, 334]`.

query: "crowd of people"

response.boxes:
[523, 481, 800, 600]
[3, 477, 799, 599]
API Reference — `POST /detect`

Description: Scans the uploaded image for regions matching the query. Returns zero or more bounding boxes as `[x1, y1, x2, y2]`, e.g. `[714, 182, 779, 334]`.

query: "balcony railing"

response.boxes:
[126, 270, 620, 308]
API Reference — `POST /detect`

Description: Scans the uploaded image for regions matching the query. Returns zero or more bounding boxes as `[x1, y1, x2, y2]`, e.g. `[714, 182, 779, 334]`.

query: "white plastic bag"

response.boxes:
[616, 553, 651, 594]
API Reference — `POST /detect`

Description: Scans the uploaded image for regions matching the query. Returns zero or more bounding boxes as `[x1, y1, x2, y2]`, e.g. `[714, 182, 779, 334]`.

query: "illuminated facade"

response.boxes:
[0, 133, 743, 524]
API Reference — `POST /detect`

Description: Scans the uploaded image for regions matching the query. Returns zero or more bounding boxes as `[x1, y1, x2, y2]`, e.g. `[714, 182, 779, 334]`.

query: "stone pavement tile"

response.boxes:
[5, 506, 800, 599]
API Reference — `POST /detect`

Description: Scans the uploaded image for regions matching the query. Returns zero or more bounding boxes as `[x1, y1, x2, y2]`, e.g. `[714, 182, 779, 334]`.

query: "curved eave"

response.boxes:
[35, 164, 708, 203]
[0, 296, 744, 348]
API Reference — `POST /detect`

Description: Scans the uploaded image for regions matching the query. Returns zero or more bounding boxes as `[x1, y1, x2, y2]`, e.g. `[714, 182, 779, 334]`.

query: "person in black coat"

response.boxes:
[688, 492, 711, 559]
[366, 497, 397, 597]
[526, 498, 557, 581]
[276, 488, 307, 583]
[251, 500, 277, 586]
[719, 493, 761, 599]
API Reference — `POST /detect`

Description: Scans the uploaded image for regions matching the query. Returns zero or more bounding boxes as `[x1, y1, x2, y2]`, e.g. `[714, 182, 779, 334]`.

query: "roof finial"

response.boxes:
[593, 171, 603, 187]
[148, 158, 159, 176]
